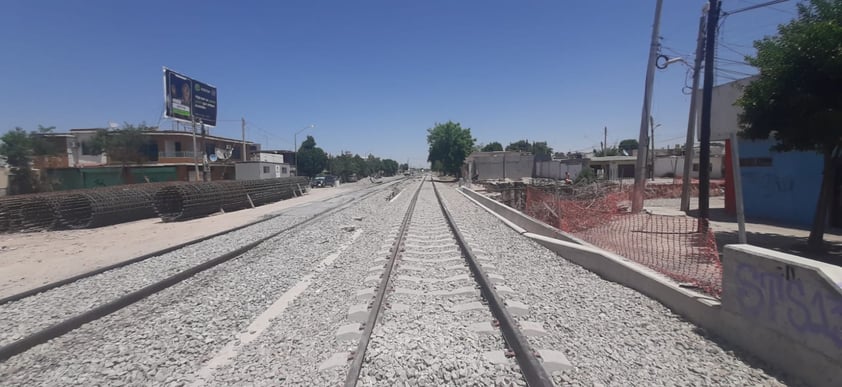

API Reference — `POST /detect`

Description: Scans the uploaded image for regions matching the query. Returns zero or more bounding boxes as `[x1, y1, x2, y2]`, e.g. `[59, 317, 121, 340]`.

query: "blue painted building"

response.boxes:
[738, 139, 841, 228]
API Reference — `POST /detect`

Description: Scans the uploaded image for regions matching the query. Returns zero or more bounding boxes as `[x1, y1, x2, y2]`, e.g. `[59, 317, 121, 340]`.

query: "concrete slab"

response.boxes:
[452, 301, 485, 312]
[348, 304, 370, 322]
[494, 285, 516, 295]
[505, 300, 529, 316]
[335, 323, 362, 341]
[355, 287, 376, 299]
[519, 321, 547, 337]
[483, 351, 510, 365]
[488, 273, 505, 284]
[318, 352, 351, 371]
[537, 349, 574, 373]
[468, 321, 497, 335]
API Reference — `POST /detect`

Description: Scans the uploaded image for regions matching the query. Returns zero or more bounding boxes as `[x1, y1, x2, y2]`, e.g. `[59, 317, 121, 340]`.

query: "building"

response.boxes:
[33, 128, 259, 189]
[706, 75, 841, 228]
[235, 151, 293, 180]
[587, 155, 638, 180]
[534, 158, 586, 180]
[464, 151, 534, 181]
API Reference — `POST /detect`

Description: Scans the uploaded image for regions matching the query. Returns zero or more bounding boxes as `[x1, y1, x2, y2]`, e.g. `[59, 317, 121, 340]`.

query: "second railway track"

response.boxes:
[0, 178, 409, 361]
[325, 178, 570, 386]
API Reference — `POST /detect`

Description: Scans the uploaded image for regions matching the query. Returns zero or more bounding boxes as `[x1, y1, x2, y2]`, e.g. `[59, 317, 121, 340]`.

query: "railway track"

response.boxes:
[0, 178, 408, 362]
[325, 178, 570, 386]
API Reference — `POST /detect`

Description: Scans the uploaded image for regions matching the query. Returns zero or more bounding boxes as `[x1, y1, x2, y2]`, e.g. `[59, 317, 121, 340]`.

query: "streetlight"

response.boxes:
[294, 124, 315, 176]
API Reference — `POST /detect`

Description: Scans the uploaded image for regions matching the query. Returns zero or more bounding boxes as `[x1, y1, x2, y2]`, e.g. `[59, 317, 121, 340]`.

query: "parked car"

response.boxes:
[311, 175, 337, 188]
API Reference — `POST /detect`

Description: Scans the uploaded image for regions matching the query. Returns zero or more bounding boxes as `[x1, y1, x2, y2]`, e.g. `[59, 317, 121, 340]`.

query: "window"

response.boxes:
[174, 142, 182, 152]
[282, 167, 288, 174]
[81, 141, 98, 155]
[263, 166, 270, 173]
[740, 157, 773, 167]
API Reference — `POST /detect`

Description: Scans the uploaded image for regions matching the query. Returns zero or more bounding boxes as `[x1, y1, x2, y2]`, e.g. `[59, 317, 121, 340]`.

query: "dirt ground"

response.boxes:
[0, 183, 370, 299]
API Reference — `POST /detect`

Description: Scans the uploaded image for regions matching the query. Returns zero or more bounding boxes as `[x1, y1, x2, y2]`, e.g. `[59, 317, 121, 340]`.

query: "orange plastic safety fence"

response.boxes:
[525, 186, 722, 297]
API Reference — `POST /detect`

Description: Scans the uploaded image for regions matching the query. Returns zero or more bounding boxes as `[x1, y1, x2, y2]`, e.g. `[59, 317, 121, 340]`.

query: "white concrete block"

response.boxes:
[335, 323, 362, 341]
[488, 273, 505, 284]
[318, 352, 351, 371]
[452, 301, 485, 312]
[519, 321, 547, 337]
[505, 300, 529, 316]
[355, 287, 376, 299]
[468, 321, 497, 335]
[537, 349, 574, 373]
[348, 304, 369, 322]
[483, 351, 510, 365]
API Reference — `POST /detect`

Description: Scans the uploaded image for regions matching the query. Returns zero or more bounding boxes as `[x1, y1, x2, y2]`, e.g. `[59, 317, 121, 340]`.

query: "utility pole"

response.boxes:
[191, 116, 200, 182]
[241, 117, 247, 162]
[680, 6, 707, 213]
[698, 0, 721, 227]
[632, 0, 664, 213]
[603, 126, 607, 155]
[650, 116, 656, 181]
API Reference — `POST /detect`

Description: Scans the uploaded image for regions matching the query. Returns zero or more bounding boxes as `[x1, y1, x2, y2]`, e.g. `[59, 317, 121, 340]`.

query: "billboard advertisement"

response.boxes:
[163, 68, 217, 127]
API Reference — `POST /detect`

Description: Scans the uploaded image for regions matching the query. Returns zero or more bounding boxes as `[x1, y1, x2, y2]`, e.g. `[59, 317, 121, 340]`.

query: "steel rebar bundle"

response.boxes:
[153, 177, 308, 222]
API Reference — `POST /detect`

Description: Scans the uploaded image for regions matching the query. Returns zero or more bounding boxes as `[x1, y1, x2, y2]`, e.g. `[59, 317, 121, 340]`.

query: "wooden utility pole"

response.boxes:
[201, 120, 209, 182]
[191, 116, 200, 181]
[632, 0, 664, 213]
[603, 126, 607, 155]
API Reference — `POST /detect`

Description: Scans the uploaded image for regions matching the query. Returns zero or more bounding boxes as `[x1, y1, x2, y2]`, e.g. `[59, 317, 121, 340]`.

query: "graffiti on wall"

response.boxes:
[744, 172, 795, 194]
[735, 262, 842, 348]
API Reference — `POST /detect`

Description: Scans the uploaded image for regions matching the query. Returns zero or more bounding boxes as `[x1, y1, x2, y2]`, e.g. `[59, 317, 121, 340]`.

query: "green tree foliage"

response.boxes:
[504, 139, 553, 157]
[0, 125, 58, 194]
[505, 139, 531, 152]
[618, 139, 639, 154]
[592, 147, 620, 157]
[736, 0, 842, 248]
[532, 141, 553, 157]
[91, 123, 150, 164]
[481, 142, 504, 152]
[399, 163, 409, 172]
[574, 167, 597, 185]
[296, 135, 328, 178]
[366, 154, 383, 177]
[381, 159, 399, 176]
[426, 121, 475, 176]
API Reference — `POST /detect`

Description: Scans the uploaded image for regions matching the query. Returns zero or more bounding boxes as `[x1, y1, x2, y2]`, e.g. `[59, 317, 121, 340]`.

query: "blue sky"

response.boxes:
[0, 0, 799, 167]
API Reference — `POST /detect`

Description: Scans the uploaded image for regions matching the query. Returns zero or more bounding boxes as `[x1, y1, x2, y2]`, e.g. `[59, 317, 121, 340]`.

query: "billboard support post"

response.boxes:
[192, 117, 200, 182]
[201, 120, 209, 182]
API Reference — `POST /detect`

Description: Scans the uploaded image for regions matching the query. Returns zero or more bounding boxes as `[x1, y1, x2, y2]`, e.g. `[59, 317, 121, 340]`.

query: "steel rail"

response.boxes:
[431, 181, 554, 387]
[0, 180, 407, 362]
[344, 176, 426, 387]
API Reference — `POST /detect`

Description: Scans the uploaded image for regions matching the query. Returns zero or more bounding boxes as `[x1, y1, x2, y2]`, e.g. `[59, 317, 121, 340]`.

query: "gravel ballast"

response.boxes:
[437, 184, 800, 386]
[0, 181, 399, 347]
[0, 180, 410, 386]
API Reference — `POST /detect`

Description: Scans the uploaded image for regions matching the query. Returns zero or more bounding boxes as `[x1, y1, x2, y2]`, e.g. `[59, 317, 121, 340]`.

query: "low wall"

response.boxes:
[459, 187, 842, 387]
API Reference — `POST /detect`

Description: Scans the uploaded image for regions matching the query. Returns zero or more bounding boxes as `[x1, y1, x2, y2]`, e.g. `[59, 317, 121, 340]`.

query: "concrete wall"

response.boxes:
[459, 186, 842, 387]
[535, 160, 584, 180]
[739, 139, 823, 227]
[469, 152, 534, 181]
[654, 156, 723, 179]
[235, 162, 291, 180]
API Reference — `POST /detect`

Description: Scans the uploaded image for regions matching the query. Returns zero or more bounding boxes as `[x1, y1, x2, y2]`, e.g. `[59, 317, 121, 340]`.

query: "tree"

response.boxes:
[0, 125, 58, 194]
[618, 139, 639, 154]
[736, 0, 842, 249]
[506, 139, 532, 152]
[382, 159, 399, 176]
[532, 141, 553, 157]
[296, 135, 328, 177]
[399, 163, 409, 172]
[481, 142, 503, 152]
[90, 122, 151, 183]
[593, 147, 620, 157]
[426, 121, 475, 176]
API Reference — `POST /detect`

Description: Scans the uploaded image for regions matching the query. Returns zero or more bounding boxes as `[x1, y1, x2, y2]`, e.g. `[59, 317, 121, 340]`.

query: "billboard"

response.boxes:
[164, 68, 217, 127]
